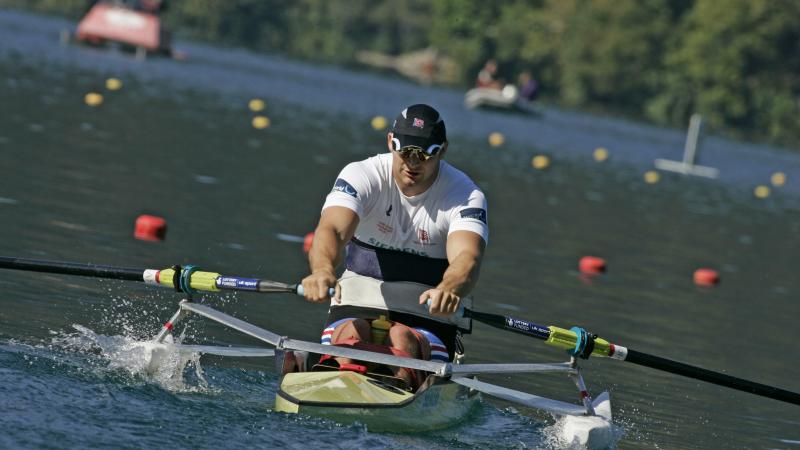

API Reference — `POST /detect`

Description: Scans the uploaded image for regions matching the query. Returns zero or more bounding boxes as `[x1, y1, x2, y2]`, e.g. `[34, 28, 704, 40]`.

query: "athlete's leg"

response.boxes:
[330, 318, 371, 366]
[387, 324, 431, 389]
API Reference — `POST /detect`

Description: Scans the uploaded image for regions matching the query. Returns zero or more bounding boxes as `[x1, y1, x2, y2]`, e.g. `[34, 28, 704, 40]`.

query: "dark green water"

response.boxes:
[1, 9, 799, 450]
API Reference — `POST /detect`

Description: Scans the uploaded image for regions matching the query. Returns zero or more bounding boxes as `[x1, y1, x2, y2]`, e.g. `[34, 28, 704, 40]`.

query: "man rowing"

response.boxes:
[299, 104, 488, 391]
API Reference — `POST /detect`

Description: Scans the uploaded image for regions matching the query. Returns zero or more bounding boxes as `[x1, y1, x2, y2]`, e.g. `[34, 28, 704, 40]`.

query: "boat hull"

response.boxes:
[464, 87, 539, 114]
[275, 371, 479, 431]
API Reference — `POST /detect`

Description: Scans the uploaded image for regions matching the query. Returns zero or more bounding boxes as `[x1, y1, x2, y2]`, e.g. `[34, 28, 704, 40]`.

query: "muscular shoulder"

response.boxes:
[437, 162, 489, 241]
[339, 153, 390, 186]
[325, 153, 390, 217]
[437, 162, 486, 205]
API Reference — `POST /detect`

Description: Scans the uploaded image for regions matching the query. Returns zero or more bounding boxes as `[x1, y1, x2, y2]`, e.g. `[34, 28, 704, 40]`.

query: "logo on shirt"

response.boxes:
[418, 228, 430, 243]
[459, 207, 487, 224]
[385, 204, 392, 216]
[332, 178, 358, 198]
[377, 222, 393, 234]
[412, 118, 425, 129]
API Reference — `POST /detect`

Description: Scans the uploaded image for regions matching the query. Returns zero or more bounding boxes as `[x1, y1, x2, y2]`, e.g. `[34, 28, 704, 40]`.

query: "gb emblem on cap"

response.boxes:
[412, 118, 425, 128]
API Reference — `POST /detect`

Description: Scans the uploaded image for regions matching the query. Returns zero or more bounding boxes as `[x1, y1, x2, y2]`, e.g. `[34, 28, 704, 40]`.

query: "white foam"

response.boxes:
[547, 391, 618, 449]
[55, 325, 210, 393]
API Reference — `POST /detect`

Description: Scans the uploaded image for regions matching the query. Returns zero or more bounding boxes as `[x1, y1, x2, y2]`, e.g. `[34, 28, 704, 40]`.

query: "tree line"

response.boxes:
[8, 0, 800, 147]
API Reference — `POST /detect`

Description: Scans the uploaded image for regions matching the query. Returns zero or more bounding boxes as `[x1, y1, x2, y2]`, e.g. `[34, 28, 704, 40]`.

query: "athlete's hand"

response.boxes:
[420, 288, 460, 317]
[301, 269, 340, 303]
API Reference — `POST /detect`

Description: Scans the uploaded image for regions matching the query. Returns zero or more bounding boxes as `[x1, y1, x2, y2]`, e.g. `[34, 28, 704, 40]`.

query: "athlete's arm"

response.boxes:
[301, 206, 359, 303]
[420, 230, 485, 316]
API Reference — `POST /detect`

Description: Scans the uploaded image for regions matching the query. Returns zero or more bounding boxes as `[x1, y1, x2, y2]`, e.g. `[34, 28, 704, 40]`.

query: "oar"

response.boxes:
[0, 256, 304, 295]
[5, 256, 796, 405]
[462, 307, 800, 406]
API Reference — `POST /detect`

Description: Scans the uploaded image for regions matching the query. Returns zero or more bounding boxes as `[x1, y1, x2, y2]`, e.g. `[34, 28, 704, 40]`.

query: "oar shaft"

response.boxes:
[625, 349, 800, 406]
[0, 256, 144, 281]
[464, 309, 612, 357]
[465, 309, 550, 340]
[462, 307, 800, 407]
[0, 256, 301, 295]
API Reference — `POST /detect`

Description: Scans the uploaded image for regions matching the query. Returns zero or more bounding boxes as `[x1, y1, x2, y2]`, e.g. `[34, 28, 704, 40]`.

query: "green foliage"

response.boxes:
[0, 0, 86, 18]
[428, 0, 506, 78]
[648, 0, 800, 143]
[5, 0, 799, 145]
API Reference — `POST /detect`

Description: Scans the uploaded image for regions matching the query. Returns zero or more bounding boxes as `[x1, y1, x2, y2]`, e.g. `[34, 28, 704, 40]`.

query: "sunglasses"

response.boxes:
[392, 141, 443, 162]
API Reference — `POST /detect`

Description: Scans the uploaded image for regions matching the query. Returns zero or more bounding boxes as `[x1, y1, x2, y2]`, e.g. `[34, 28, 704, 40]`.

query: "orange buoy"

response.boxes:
[693, 268, 719, 286]
[303, 232, 315, 253]
[134, 215, 166, 241]
[579, 256, 606, 274]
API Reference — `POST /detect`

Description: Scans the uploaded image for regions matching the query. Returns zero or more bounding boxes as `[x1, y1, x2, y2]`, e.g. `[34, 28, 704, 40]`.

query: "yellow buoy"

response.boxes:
[771, 172, 786, 187]
[531, 155, 550, 170]
[754, 185, 770, 198]
[371, 116, 388, 131]
[249, 99, 266, 112]
[593, 147, 609, 162]
[84, 92, 103, 107]
[252, 116, 271, 129]
[488, 132, 505, 147]
[105, 78, 123, 91]
[644, 170, 660, 184]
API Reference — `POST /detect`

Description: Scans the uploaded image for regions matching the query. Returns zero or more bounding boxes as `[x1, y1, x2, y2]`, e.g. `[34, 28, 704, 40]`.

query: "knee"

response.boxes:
[388, 326, 421, 358]
[332, 319, 370, 343]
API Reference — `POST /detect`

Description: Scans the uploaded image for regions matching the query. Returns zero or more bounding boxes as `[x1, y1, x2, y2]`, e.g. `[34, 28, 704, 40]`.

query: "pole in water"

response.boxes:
[653, 112, 719, 178]
[682, 113, 702, 166]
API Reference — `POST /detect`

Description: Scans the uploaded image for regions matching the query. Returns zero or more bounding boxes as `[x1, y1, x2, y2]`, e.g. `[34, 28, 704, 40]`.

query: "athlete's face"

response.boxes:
[388, 133, 446, 196]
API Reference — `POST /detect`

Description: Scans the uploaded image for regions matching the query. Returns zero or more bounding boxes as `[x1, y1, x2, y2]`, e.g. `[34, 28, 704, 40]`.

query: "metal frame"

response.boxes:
[152, 299, 602, 417]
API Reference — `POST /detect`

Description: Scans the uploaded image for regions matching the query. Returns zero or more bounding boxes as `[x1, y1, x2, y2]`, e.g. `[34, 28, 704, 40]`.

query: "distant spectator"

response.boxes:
[518, 71, 539, 102]
[476, 59, 502, 90]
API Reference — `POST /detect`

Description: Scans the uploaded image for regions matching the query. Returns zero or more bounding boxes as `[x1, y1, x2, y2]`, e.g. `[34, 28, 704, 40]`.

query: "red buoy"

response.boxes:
[693, 268, 719, 286]
[579, 256, 606, 274]
[303, 232, 315, 253]
[134, 215, 166, 241]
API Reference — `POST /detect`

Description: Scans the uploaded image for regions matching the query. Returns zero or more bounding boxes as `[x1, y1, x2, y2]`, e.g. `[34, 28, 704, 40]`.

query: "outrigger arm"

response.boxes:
[155, 299, 603, 418]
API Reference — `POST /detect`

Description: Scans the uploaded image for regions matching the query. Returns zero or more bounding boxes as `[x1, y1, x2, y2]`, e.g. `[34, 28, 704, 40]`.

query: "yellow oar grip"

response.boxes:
[546, 326, 613, 357]
[156, 268, 221, 292]
[189, 270, 221, 292]
[157, 268, 176, 288]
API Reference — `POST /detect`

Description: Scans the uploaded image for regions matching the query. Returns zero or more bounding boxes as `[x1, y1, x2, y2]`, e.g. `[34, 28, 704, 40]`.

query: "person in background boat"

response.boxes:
[300, 104, 488, 390]
[518, 70, 539, 103]
[476, 59, 503, 90]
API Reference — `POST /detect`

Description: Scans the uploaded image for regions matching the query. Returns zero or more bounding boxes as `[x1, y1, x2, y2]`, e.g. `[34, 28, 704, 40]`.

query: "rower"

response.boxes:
[299, 104, 488, 391]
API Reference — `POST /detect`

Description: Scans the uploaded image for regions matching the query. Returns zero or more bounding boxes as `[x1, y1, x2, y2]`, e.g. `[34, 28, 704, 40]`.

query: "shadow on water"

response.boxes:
[1, 8, 799, 450]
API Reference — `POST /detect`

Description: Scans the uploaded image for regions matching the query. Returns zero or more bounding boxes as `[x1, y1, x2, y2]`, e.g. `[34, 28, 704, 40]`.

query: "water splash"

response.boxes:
[51, 324, 212, 393]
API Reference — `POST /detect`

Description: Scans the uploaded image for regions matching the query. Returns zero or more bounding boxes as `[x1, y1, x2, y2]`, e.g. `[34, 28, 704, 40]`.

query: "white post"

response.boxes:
[682, 113, 702, 166]
[654, 113, 719, 178]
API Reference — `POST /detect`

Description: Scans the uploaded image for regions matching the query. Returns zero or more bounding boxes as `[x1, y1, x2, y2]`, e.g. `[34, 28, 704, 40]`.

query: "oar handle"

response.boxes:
[294, 285, 335, 297]
[151, 269, 330, 296]
[424, 298, 466, 316]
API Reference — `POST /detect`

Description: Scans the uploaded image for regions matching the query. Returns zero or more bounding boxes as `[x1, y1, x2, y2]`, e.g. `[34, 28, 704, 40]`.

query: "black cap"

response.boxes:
[391, 104, 447, 150]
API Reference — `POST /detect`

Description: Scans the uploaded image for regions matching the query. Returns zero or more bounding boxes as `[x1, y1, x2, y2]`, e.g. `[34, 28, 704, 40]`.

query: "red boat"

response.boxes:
[67, 0, 181, 59]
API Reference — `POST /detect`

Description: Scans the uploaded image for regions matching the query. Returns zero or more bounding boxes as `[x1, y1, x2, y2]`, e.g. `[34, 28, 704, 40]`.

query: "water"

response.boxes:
[1, 8, 799, 449]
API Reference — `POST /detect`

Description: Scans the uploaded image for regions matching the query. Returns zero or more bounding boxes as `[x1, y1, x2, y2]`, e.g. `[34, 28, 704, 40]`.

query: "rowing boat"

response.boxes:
[2, 256, 799, 448]
[157, 299, 612, 446]
[464, 85, 539, 114]
[275, 372, 480, 432]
